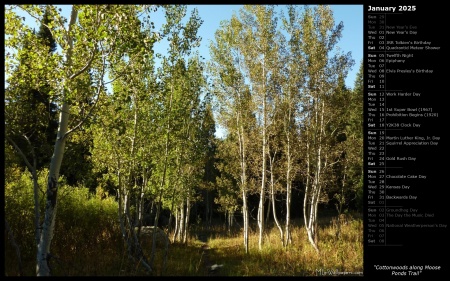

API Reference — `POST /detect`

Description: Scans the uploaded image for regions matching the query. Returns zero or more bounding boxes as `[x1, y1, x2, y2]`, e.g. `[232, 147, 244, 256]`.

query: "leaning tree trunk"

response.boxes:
[269, 151, 284, 247]
[35, 7, 80, 276]
[303, 179, 320, 253]
[36, 96, 71, 276]
[303, 98, 326, 254]
[6, 136, 41, 246]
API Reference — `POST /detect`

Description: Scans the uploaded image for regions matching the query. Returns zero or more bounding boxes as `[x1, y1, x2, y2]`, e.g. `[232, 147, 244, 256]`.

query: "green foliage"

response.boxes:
[5, 167, 121, 276]
[54, 185, 121, 274]
[59, 129, 96, 188]
[5, 5, 363, 275]
[37, 6, 57, 53]
[5, 168, 44, 266]
[4, 167, 362, 276]
[5, 8, 59, 171]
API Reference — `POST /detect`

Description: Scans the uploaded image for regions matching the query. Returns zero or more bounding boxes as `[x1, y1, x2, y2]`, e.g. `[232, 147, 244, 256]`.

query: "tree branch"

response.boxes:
[63, 52, 106, 138]
[69, 47, 97, 80]
[5, 134, 35, 174]
[104, 51, 141, 85]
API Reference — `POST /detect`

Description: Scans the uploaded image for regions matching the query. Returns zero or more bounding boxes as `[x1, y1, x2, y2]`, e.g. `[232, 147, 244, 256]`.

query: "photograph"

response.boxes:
[3, 2, 446, 278]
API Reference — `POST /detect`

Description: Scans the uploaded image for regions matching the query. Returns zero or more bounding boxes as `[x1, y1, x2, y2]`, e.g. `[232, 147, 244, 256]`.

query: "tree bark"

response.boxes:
[258, 61, 266, 251]
[238, 119, 249, 254]
[36, 100, 70, 276]
[269, 151, 284, 247]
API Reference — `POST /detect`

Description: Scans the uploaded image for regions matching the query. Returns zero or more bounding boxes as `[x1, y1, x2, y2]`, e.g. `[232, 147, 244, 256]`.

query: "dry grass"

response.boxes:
[5, 213, 362, 276]
[159, 214, 363, 276]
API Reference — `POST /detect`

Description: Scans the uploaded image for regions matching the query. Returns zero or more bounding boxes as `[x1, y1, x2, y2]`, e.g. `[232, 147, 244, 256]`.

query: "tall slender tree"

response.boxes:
[152, 5, 203, 249]
[234, 5, 282, 250]
[208, 12, 258, 253]
[296, 5, 354, 252]
[5, 4, 160, 275]
[5, 5, 59, 262]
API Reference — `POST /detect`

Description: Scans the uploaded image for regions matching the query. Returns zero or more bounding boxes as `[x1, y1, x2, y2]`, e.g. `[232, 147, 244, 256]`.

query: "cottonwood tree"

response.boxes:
[214, 137, 241, 233]
[295, 5, 354, 252]
[278, 5, 307, 247]
[150, 5, 204, 251]
[5, 4, 160, 275]
[232, 5, 282, 250]
[88, 5, 163, 271]
[169, 55, 207, 245]
[198, 102, 218, 226]
[209, 5, 356, 253]
[208, 13, 258, 253]
[5, 6, 58, 251]
[330, 61, 363, 229]
[96, 38, 158, 271]
[350, 62, 364, 214]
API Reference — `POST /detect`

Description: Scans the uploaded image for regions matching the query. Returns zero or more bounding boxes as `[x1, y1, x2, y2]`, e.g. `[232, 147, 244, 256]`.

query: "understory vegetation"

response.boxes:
[5, 169, 362, 276]
[5, 5, 363, 276]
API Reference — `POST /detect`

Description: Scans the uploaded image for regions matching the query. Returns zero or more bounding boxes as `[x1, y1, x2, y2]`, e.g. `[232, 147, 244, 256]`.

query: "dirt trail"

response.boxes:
[200, 244, 211, 275]
[198, 233, 222, 276]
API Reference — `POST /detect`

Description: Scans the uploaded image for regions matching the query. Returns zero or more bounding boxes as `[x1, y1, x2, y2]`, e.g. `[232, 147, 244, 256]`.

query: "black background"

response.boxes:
[363, 1, 447, 279]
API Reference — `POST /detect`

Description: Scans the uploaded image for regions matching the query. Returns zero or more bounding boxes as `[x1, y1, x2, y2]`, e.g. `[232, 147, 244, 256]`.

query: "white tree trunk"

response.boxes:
[269, 152, 284, 247]
[238, 119, 249, 253]
[284, 104, 293, 247]
[172, 208, 179, 243]
[258, 63, 266, 251]
[285, 146, 292, 247]
[36, 100, 70, 276]
[179, 202, 185, 242]
[183, 197, 190, 244]
[303, 98, 326, 254]
[6, 136, 41, 247]
[35, 7, 79, 268]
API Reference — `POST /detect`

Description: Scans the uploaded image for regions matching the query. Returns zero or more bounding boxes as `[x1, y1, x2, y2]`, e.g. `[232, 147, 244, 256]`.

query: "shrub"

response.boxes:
[5, 168, 121, 276]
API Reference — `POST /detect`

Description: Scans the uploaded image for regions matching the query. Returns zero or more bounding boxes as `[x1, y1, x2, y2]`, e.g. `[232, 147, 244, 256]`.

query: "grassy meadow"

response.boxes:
[5, 171, 362, 276]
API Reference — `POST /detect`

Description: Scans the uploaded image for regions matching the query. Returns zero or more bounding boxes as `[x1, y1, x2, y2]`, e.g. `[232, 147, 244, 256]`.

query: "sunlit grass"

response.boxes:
[159, 214, 363, 276]
[5, 211, 362, 276]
